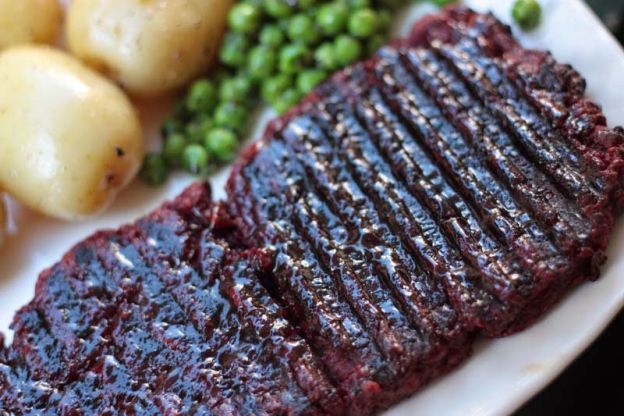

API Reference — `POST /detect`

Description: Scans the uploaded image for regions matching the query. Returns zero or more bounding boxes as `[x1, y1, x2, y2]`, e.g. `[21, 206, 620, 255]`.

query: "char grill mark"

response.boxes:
[230, 110, 473, 413]
[1, 310, 64, 414]
[278, 117, 462, 341]
[358, 91, 531, 288]
[501, 43, 624, 215]
[96, 237, 246, 414]
[369, 45, 600, 330]
[438, 9, 617, 159]
[399, 47, 595, 258]
[293, 193, 424, 365]
[368, 51, 579, 311]
[411, 6, 624, 248]
[109, 219, 274, 414]
[7, 306, 69, 383]
[225, 12, 623, 402]
[232, 147, 399, 400]
[0, 361, 60, 415]
[21, 227, 232, 414]
[274, 128, 445, 359]
[41, 238, 225, 415]
[3, 184, 340, 415]
[268, 128, 434, 362]
[430, 36, 616, 245]
[294, 193, 418, 353]
[361, 86, 560, 274]
[13, 259, 164, 415]
[358, 89, 567, 302]
[435, 28, 606, 207]
[55, 353, 162, 415]
[222, 257, 343, 416]
[442, 41, 604, 201]
[371, 56, 540, 250]
[314, 100, 511, 331]
[97, 207, 333, 415]
[5, 255, 163, 415]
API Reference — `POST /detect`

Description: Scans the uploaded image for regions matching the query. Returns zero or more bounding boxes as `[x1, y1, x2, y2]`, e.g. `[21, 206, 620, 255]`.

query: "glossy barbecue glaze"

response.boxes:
[1, 183, 340, 415]
[2, 6, 624, 416]
[226, 5, 624, 413]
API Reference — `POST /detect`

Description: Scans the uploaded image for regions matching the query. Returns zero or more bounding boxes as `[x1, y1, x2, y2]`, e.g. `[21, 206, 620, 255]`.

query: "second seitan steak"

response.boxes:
[226, 5, 624, 413]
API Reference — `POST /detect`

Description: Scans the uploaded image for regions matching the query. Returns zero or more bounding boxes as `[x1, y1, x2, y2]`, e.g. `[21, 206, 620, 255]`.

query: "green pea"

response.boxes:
[367, 34, 386, 56]
[378, 10, 393, 32]
[314, 42, 336, 70]
[277, 18, 290, 32]
[182, 144, 210, 175]
[512, 0, 542, 31]
[334, 35, 361, 66]
[214, 102, 247, 133]
[228, 3, 262, 33]
[140, 153, 169, 186]
[185, 79, 218, 113]
[316, 3, 349, 35]
[219, 76, 253, 103]
[279, 43, 312, 74]
[219, 32, 250, 68]
[261, 74, 292, 102]
[348, 0, 370, 10]
[297, 0, 316, 10]
[248, 45, 277, 79]
[163, 133, 187, 166]
[348, 8, 378, 38]
[272, 88, 302, 114]
[296, 69, 327, 94]
[260, 25, 285, 47]
[186, 116, 214, 143]
[204, 128, 238, 162]
[287, 15, 319, 45]
[264, 0, 294, 18]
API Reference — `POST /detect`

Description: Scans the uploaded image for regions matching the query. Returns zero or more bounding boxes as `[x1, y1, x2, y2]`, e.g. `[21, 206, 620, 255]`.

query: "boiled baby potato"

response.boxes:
[0, 0, 63, 50]
[0, 46, 143, 220]
[67, 0, 233, 97]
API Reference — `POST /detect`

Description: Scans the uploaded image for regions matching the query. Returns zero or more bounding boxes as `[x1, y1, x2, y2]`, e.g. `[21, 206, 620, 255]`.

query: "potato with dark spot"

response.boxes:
[0, 47, 143, 220]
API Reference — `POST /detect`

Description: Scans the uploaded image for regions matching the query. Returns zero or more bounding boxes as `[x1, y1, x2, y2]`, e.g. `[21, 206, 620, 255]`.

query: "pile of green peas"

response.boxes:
[141, 0, 458, 185]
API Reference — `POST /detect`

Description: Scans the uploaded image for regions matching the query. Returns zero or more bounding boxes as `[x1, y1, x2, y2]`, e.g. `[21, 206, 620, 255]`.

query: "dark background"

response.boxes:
[515, 1, 624, 415]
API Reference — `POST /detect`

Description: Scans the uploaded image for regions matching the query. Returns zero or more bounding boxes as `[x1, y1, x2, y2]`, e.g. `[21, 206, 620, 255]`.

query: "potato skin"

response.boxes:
[0, 0, 63, 50]
[0, 46, 144, 220]
[67, 0, 233, 97]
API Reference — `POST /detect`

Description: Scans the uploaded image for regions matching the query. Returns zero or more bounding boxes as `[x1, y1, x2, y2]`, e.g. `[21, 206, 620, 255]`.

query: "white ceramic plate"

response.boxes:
[1, 0, 623, 414]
